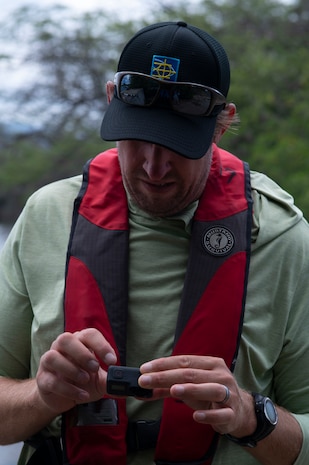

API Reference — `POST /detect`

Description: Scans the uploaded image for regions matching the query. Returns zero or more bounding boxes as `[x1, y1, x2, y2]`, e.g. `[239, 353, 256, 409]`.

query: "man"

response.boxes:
[0, 21, 308, 465]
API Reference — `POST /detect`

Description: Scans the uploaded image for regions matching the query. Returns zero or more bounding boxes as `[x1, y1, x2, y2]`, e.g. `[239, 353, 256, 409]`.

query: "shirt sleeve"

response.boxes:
[0, 176, 81, 380]
[273, 221, 309, 464]
[248, 176, 309, 465]
[0, 211, 33, 379]
[293, 414, 309, 465]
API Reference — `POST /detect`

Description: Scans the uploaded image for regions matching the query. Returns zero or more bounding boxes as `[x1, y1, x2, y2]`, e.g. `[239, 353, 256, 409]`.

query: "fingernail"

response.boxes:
[87, 359, 100, 372]
[78, 390, 89, 401]
[173, 385, 185, 396]
[104, 352, 117, 365]
[139, 375, 152, 386]
[195, 411, 207, 421]
[140, 362, 153, 372]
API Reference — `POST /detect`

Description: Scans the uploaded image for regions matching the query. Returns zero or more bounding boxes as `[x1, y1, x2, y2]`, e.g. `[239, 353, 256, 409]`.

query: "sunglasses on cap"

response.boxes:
[113, 71, 226, 117]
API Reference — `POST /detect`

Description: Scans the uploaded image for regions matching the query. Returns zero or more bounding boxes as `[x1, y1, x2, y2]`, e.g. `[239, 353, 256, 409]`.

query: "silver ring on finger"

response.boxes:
[219, 385, 230, 404]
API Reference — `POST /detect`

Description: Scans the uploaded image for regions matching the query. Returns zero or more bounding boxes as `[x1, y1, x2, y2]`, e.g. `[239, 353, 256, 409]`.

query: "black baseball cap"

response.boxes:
[101, 21, 230, 159]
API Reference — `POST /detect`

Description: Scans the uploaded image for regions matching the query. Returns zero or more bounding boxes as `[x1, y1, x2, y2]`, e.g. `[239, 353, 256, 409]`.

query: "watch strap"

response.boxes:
[225, 392, 278, 448]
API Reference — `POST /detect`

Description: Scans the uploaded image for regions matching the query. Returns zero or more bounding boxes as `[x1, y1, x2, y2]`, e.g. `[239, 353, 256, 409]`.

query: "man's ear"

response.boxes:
[106, 81, 115, 104]
[225, 102, 236, 122]
[213, 103, 237, 144]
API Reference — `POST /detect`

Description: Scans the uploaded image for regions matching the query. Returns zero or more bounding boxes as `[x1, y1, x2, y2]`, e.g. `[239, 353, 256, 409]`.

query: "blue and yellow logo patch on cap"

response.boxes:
[151, 55, 180, 81]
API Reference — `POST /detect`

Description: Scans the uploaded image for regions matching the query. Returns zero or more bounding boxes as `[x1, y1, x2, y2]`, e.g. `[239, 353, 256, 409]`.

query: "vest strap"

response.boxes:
[25, 437, 62, 465]
[127, 419, 161, 452]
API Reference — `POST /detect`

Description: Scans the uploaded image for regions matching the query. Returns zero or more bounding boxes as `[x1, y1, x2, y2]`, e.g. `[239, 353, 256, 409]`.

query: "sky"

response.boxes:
[0, 0, 202, 22]
[1, 0, 157, 20]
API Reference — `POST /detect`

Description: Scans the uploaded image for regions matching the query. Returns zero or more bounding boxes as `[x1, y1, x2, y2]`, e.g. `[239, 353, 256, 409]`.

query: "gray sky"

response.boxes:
[1, 0, 154, 19]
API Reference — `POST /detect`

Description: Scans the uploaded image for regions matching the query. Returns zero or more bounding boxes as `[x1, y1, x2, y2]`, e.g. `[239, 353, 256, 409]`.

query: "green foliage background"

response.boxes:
[0, 0, 308, 222]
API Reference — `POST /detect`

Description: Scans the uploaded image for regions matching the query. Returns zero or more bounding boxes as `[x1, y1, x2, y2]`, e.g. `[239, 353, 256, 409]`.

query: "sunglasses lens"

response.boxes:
[116, 73, 223, 116]
[169, 85, 212, 115]
[119, 74, 160, 106]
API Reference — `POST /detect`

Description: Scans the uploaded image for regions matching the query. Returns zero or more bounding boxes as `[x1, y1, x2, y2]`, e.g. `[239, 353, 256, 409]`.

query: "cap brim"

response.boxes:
[100, 98, 217, 160]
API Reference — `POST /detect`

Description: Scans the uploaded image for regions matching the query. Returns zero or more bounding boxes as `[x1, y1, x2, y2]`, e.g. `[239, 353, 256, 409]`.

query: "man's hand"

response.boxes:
[139, 355, 256, 437]
[36, 328, 117, 414]
[139, 355, 303, 465]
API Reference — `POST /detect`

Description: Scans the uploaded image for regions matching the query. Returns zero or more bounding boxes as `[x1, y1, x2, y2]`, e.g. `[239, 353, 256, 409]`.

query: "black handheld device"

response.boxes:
[106, 365, 153, 398]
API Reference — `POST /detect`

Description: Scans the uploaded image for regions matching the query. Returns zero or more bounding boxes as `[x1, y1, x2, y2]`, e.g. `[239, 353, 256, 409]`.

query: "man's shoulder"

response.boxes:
[250, 170, 309, 248]
[250, 170, 303, 220]
[17, 175, 83, 232]
[27, 175, 82, 209]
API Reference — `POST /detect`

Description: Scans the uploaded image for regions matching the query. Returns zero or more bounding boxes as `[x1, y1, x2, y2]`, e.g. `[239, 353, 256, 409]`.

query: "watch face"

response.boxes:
[265, 398, 278, 425]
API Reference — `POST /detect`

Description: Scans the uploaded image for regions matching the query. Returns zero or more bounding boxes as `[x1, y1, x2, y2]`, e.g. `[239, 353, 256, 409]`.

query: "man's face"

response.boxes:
[117, 140, 212, 217]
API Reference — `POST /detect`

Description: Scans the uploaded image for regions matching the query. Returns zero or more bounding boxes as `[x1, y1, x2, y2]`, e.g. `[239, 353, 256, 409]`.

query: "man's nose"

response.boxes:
[142, 144, 172, 180]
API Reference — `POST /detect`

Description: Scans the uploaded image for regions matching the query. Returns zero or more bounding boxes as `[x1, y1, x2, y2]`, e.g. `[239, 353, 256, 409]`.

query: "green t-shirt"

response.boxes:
[1, 169, 309, 465]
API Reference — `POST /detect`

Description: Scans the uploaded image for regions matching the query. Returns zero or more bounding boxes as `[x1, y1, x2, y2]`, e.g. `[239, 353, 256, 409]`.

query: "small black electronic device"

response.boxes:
[106, 365, 153, 398]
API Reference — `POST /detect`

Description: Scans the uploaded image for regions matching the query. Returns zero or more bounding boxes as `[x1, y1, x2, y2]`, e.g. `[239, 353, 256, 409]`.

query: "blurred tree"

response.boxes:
[0, 5, 141, 222]
[0, 5, 139, 137]
[165, 0, 309, 217]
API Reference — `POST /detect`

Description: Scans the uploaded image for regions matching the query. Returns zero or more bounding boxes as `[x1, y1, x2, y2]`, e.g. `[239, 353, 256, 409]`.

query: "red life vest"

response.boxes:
[63, 145, 252, 465]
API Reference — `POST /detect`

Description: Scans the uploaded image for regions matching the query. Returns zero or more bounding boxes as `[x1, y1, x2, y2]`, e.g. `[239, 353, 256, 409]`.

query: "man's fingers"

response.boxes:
[50, 329, 117, 371]
[141, 355, 225, 373]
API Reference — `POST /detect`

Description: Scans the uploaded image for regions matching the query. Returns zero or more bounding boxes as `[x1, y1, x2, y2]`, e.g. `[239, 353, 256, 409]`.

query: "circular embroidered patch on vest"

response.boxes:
[203, 226, 235, 256]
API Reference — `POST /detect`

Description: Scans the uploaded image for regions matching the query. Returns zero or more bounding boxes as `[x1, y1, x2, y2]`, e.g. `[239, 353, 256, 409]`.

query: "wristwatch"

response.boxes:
[225, 392, 278, 448]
